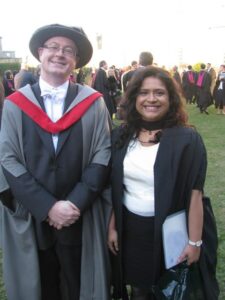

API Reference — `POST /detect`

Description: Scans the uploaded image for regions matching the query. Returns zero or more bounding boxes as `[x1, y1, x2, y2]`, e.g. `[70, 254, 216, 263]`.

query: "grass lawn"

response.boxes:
[0, 103, 225, 299]
[187, 104, 225, 299]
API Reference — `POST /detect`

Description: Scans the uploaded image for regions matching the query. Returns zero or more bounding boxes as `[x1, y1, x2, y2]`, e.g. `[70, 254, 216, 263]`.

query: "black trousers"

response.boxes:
[38, 242, 82, 300]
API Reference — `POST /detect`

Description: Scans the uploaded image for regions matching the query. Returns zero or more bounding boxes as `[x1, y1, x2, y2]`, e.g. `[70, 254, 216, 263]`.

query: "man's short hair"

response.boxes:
[139, 52, 153, 66]
[99, 60, 107, 68]
[200, 63, 206, 69]
[131, 60, 138, 66]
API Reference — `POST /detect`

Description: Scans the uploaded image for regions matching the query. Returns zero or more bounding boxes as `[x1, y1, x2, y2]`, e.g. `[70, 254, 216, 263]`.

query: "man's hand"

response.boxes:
[47, 200, 80, 230]
[108, 228, 119, 255]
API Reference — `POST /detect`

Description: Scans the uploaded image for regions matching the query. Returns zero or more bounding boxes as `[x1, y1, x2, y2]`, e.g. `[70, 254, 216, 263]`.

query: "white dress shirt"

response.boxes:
[39, 78, 69, 150]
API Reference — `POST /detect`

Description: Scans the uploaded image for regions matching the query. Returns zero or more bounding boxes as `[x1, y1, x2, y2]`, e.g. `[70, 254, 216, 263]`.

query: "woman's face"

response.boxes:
[135, 76, 170, 122]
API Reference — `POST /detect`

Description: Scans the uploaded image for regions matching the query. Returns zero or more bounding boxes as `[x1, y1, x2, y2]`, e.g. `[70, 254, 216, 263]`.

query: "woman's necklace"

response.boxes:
[138, 129, 160, 145]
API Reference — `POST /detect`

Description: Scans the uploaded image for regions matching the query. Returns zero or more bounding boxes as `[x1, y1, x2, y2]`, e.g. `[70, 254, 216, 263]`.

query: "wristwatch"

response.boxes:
[188, 239, 203, 247]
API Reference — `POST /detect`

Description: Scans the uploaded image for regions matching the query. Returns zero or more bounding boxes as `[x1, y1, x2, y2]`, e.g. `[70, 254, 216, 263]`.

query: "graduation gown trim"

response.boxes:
[7, 90, 102, 134]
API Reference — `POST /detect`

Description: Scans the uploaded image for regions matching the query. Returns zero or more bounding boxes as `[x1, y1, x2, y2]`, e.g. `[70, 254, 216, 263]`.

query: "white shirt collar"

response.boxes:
[39, 77, 69, 100]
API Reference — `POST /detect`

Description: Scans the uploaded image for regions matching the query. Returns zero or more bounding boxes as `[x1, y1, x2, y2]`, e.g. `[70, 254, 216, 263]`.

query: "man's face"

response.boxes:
[38, 36, 78, 82]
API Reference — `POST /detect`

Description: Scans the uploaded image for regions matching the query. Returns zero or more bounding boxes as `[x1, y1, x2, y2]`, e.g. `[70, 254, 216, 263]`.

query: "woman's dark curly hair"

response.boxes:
[117, 66, 189, 147]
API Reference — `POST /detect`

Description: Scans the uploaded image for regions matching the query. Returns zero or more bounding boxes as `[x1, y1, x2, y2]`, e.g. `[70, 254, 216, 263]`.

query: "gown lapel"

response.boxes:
[55, 83, 78, 156]
[31, 83, 55, 156]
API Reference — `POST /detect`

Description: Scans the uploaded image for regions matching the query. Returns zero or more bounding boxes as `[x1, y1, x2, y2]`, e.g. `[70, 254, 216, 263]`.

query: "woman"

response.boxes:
[108, 68, 121, 114]
[108, 67, 218, 300]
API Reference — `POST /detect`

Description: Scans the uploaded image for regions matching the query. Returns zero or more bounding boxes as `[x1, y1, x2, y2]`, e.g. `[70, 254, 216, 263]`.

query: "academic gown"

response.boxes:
[110, 126, 219, 300]
[196, 71, 212, 110]
[214, 73, 225, 108]
[182, 71, 197, 103]
[93, 68, 116, 117]
[0, 82, 112, 300]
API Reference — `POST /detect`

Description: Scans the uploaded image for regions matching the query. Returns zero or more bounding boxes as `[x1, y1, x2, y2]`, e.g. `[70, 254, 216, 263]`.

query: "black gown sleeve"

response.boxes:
[2, 167, 56, 222]
[66, 162, 111, 212]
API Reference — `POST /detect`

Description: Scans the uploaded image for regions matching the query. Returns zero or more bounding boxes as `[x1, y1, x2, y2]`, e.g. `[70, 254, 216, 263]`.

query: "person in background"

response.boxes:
[206, 63, 217, 99]
[182, 65, 197, 104]
[2, 70, 15, 96]
[93, 60, 116, 118]
[14, 63, 37, 90]
[0, 23, 111, 300]
[110, 65, 121, 86]
[76, 68, 85, 84]
[108, 67, 121, 111]
[196, 63, 212, 114]
[214, 64, 225, 115]
[0, 80, 4, 125]
[139, 51, 154, 68]
[122, 60, 138, 92]
[108, 66, 218, 300]
[172, 65, 182, 89]
[118, 52, 154, 121]
[122, 52, 154, 92]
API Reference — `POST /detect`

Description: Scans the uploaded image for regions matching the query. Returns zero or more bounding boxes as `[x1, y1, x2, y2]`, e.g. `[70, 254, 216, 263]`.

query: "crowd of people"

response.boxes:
[1, 53, 225, 121]
[0, 23, 220, 300]
[91, 60, 225, 118]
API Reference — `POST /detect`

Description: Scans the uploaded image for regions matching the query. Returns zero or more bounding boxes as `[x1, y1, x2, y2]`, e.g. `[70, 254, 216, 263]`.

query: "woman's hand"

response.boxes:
[108, 228, 119, 255]
[177, 244, 201, 265]
[108, 210, 119, 255]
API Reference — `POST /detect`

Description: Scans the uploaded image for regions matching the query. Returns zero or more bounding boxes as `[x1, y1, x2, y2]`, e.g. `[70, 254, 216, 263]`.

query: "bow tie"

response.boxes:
[41, 88, 66, 103]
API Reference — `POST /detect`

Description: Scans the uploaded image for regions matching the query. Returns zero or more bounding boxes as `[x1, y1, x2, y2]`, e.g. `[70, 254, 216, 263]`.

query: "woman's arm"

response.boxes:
[178, 189, 203, 265]
[188, 189, 204, 243]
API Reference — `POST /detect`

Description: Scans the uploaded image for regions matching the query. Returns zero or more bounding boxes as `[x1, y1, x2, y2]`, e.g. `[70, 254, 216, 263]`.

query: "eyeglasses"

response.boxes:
[42, 44, 77, 58]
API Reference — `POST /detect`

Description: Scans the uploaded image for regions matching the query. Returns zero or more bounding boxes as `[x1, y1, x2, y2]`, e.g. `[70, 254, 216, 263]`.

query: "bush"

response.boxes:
[192, 62, 204, 72]
[0, 62, 21, 76]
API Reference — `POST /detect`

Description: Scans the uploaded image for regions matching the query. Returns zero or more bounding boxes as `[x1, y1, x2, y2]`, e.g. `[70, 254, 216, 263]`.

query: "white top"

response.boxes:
[123, 140, 159, 216]
[39, 78, 69, 150]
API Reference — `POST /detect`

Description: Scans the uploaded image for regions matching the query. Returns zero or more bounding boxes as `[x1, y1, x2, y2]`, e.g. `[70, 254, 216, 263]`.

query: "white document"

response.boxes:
[162, 210, 188, 269]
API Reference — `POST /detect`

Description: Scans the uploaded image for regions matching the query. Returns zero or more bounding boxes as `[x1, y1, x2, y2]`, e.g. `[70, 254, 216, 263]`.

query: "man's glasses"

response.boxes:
[42, 44, 77, 58]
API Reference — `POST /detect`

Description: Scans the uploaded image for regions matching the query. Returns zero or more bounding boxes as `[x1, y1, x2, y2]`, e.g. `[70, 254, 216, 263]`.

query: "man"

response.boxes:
[182, 65, 197, 104]
[93, 60, 115, 118]
[123, 51, 153, 91]
[172, 65, 182, 87]
[0, 24, 111, 300]
[14, 63, 38, 90]
[138, 51, 153, 68]
[196, 63, 212, 114]
[118, 52, 153, 120]
[121, 60, 138, 92]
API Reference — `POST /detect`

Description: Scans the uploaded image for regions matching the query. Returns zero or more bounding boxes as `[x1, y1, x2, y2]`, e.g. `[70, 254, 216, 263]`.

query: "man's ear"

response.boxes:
[37, 47, 43, 60]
